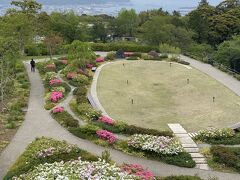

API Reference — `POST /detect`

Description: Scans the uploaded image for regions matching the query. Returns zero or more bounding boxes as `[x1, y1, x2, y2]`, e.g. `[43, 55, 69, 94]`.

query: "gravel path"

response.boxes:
[0, 59, 240, 180]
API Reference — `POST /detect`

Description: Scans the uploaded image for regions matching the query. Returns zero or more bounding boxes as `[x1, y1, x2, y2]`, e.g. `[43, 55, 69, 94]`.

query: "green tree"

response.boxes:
[116, 9, 139, 36]
[66, 41, 95, 68]
[11, 0, 42, 15]
[92, 22, 107, 42]
[43, 34, 63, 59]
[214, 36, 240, 72]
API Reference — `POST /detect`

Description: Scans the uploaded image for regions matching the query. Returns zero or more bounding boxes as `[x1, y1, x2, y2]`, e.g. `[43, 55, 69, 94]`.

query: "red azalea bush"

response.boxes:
[67, 72, 77, 80]
[49, 79, 61, 86]
[121, 163, 155, 180]
[96, 57, 105, 63]
[96, 130, 117, 144]
[77, 68, 89, 76]
[98, 116, 115, 125]
[50, 91, 63, 103]
[52, 107, 64, 113]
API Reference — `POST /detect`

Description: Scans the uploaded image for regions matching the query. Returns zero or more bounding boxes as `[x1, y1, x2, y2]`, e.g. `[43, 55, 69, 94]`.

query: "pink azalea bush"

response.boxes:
[98, 116, 115, 125]
[67, 72, 77, 80]
[50, 91, 63, 103]
[96, 130, 117, 144]
[121, 163, 155, 180]
[87, 63, 94, 68]
[96, 57, 105, 63]
[49, 79, 61, 86]
[52, 107, 64, 114]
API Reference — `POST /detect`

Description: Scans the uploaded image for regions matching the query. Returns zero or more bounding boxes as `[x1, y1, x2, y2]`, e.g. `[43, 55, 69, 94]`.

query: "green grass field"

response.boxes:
[97, 60, 240, 132]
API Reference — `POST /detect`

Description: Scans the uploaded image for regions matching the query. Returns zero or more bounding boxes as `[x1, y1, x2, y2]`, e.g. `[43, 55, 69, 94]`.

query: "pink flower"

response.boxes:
[96, 130, 117, 144]
[98, 116, 115, 125]
[49, 79, 61, 86]
[96, 57, 105, 63]
[67, 72, 77, 80]
[50, 91, 63, 102]
[121, 164, 155, 180]
[87, 63, 94, 68]
[52, 107, 64, 113]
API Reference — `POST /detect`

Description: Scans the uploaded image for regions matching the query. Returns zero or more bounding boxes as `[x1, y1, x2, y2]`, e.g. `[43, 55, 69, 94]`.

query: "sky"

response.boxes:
[0, 0, 224, 15]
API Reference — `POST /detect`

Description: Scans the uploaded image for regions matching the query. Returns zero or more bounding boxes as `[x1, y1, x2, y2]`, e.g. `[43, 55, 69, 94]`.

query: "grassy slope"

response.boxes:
[97, 60, 240, 132]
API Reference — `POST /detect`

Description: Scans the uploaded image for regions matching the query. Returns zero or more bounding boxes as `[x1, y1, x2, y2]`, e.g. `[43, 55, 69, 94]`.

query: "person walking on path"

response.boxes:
[30, 59, 36, 72]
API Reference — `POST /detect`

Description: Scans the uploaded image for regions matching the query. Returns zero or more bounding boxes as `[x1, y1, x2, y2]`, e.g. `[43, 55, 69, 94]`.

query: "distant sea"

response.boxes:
[0, 0, 223, 16]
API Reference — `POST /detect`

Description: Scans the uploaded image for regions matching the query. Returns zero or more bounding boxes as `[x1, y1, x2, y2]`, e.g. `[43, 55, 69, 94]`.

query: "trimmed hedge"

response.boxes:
[52, 111, 79, 128]
[4, 137, 98, 179]
[162, 175, 202, 180]
[90, 43, 158, 53]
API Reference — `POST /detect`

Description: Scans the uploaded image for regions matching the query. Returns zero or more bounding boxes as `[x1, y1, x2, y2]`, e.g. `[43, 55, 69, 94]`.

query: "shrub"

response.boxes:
[123, 124, 173, 137]
[69, 124, 100, 139]
[53, 59, 68, 71]
[76, 103, 101, 121]
[96, 57, 105, 62]
[44, 102, 55, 110]
[162, 175, 202, 180]
[73, 86, 88, 96]
[76, 95, 88, 104]
[98, 116, 115, 125]
[210, 146, 240, 171]
[45, 64, 56, 72]
[67, 72, 77, 80]
[105, 51, 116, 61]
[160, 54, 168, 59]
[72, 74, 89, 86]
[126, 56, 139, 60]
[159, 43, 181, 54]
[62, 65, 78, 76]
[92, 121, 124, 134]
[52, 107, 64, 114]
[90, 42, 158, 53]
[148, 51, 159, 58]
[51, 86, 65, 93]
[45, 72, 57, 82]
[50, 91, 63, 102]
[52, 111, 79, 128]
[49, 79, 61, 86]
[4, 137, 98, 179]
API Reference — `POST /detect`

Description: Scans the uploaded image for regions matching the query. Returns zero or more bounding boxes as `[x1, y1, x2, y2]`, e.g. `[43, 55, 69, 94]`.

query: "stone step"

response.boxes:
[178, 137, 196, 144]
[168, 124, 187, 134]
[182, 143, 198, 148]
[184, 148, 199, 153]
[190, 153, 205, 158]
[196, 164, 210, 170]
[193, 158, 207, 164]
[175, 134, 189, 138]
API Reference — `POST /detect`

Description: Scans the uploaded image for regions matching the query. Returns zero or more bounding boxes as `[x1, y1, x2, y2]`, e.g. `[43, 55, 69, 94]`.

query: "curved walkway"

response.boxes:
[0, 60, 240, 180]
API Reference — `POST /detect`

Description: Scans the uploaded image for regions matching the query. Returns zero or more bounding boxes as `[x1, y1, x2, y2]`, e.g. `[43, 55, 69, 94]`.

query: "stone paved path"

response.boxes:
[168, 124, 209, 170]
[0, 60, 240, 179]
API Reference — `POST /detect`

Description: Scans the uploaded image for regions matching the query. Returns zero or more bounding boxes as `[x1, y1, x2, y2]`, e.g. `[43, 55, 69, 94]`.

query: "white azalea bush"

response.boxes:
[195, 128, 234, 141]
[128, 134, 184, 155]
[15, 158, 139, 180]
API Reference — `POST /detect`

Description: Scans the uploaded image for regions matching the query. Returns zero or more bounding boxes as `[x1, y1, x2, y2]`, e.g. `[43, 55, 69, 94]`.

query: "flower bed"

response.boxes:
[45, 64, 56, 72]
[49, 79, 61, 86]
[98, 116, 115, 125]
[87, 63, 94, 68]
[121, 163, 155, 180]
[52, 107, 64, 114]
[50, 91, 63, 102]
[194, 128, 235, 144]
[15, 159, 138, 179]
[96, 130, 117, 144]
[128, 134, 183, 155]
[67, 72, 77, 79]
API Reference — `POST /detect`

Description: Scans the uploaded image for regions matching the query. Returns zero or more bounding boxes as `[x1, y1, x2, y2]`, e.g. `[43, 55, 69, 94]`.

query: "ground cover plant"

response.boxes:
[97, 60, 240, 132]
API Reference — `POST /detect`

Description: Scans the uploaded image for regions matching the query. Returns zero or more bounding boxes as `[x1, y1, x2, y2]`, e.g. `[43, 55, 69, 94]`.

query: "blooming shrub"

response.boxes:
[121, 163, 155, 180]
[195, 128, 235, 141]
[52, 107, 64, 114]
[128, 134, 183, 155]
[96, 130, 117, 144]
[96, 57, 105, 62]
[50, 91, 63, 102]
[15, 159, 138, 179]
[72, 74, 89, 85]
[67, 72, 77, 79]
[98, 116, 115, 125]
[49, 79, 61, 86]
[77, 68, 89, 76]
[87, 63, 94, 68]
